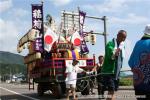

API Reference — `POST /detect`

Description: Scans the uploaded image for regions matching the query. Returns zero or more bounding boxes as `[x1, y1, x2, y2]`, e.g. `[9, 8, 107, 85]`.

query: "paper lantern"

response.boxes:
[90, 34, 96, 45]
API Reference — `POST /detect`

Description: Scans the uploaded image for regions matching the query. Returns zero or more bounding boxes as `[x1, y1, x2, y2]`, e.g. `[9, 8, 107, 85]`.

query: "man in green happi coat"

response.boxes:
[100, 30, 127, 100]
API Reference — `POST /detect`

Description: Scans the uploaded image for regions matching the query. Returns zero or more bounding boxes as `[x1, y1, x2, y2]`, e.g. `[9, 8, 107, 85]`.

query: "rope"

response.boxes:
[65, 72, 112, 92]
[65, 72, 112, 82]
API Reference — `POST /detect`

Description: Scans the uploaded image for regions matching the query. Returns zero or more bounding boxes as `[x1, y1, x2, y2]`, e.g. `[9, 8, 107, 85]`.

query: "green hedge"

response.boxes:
[119, 78, 133, 86]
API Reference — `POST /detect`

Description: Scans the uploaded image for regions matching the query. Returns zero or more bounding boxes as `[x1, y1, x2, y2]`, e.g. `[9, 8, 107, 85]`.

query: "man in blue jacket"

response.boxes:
[128, 24, 150, 100]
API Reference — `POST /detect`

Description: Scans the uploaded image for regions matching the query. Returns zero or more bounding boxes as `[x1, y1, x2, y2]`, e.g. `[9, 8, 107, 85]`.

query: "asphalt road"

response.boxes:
[0, 83, 137, 100]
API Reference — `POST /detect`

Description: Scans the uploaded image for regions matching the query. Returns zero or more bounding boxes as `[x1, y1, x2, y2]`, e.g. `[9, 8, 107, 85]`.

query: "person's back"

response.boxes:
[129, 38, 150, 91]
[128, 24, 150, 100]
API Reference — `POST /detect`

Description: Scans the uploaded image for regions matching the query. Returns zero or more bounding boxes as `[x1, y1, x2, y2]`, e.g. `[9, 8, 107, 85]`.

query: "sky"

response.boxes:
[0, 0, 150, 71]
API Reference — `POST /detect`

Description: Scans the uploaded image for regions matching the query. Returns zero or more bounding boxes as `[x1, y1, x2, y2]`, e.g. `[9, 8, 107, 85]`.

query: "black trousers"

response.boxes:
[97, 82, 104, 95]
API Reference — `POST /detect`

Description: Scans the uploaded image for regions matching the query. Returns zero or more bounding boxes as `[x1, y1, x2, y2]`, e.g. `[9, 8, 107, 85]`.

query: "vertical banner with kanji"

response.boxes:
[32, 4, 43, 52]
[79, 11, 86, 31]
[79, 10, 89, 54]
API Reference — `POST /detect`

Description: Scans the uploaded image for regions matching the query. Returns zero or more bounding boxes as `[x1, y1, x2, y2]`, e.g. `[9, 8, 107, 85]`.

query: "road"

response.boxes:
[0, 83, 137, 100]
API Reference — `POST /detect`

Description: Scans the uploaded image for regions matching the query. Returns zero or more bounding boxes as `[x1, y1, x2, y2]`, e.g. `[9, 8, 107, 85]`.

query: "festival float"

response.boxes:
[17, 1, 107, 98]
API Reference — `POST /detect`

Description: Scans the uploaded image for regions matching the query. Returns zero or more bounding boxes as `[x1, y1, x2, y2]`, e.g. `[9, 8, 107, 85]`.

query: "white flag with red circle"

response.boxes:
[44, 28, 58, 52]
[67, 31, 82, 46]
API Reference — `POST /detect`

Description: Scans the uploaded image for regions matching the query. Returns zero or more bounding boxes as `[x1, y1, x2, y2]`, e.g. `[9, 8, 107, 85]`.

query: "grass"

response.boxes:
[119, 78, 133, 86]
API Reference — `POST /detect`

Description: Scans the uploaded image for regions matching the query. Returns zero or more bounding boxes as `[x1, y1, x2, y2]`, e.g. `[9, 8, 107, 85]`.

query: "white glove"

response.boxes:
[86, 72, 90, 74]
[86, 71, 94, 74]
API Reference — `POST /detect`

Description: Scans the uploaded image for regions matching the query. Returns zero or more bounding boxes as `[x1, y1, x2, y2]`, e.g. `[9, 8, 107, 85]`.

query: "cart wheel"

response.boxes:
[81, 83, 90, 95]
[52, 83, 62, 99]
[37, 84, 44, 96]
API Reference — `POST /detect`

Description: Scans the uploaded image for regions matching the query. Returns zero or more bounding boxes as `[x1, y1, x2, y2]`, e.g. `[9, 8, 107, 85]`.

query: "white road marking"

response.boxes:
[0, 87, 39, 100]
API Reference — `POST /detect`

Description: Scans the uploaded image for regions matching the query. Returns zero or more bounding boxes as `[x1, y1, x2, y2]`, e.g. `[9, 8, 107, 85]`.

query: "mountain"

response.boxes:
[0, 51, 26, 78]
[0, 51, 24, 65]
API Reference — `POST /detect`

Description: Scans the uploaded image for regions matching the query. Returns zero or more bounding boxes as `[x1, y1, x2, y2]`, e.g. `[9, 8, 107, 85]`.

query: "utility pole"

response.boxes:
[9, 67, 12, 82]
[103, 16, 107, 50]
